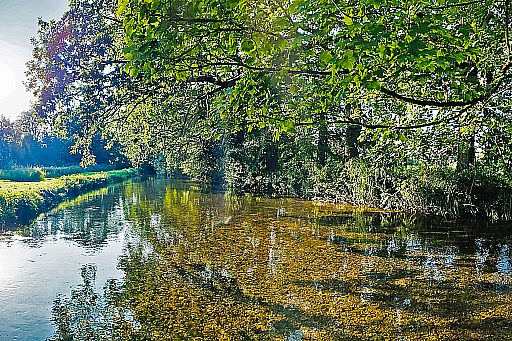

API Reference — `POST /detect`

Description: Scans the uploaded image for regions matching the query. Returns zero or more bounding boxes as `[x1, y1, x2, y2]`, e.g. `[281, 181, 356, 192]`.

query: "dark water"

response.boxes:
[1, 179, 512, 340]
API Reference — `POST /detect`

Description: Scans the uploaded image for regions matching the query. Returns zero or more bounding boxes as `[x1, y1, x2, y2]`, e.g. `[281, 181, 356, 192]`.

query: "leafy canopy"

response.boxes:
[118, 0, 512, 131]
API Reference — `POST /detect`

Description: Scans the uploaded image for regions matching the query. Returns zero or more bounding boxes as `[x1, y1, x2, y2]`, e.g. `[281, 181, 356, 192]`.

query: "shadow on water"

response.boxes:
[47, 178, 512, 340]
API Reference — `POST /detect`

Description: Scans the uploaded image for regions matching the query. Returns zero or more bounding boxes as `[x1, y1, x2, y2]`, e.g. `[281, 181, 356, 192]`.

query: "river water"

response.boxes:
[1, 178, 512, 340]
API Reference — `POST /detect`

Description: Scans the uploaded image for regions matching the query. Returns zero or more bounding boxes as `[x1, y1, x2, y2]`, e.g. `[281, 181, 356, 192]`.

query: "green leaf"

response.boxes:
[284, 121, 296, 133]
[367, 81, 381, 90]
[341, 58, 355, 71]
[319, 50, 333, 64]
[117, 0, 129, 15]
[241, 40, 254, 52]
[343, 16, 353, 26]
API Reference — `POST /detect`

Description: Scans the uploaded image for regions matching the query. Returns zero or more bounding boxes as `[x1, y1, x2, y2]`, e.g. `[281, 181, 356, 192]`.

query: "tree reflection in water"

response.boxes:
[22, 186, 128, 248]
[50, 179, 512, 340]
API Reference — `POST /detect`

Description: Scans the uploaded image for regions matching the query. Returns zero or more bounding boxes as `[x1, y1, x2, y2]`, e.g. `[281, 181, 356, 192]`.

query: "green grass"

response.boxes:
[0, 169, 139, 226]
[0, 169, 46, 182]
[0, 164, 124, 182]
[43, 164, 120, 178]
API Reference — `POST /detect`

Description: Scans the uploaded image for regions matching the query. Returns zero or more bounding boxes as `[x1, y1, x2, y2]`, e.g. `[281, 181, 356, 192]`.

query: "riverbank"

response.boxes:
[222, 157, 512, 224]
[0, 169, 139, 227]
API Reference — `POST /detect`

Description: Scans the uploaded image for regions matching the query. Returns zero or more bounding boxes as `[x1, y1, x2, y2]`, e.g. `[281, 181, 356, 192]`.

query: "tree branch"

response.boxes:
[380, 87, 486, 107]
[425, 0, 484, 10]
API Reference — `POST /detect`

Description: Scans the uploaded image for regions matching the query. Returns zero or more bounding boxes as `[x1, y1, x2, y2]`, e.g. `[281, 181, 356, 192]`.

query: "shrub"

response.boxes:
[0, 169, 46, 182]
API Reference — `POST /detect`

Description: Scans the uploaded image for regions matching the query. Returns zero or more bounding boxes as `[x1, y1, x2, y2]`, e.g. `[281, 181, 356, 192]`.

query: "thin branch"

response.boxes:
[179, 59, 507, 108]
[380, 87, 486, 107]
[99, 13, 123, 24]
[185, 61, 330, 77]
[425, 0, 484, 10]
[189, 75, 240, 88]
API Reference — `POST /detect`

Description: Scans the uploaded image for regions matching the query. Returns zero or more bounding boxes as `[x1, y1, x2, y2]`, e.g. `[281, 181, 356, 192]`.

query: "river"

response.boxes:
[1, 178, 512, 340]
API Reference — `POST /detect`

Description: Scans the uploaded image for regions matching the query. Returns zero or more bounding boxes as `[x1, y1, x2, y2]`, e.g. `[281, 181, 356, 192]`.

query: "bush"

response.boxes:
[0, 169, 46, 182]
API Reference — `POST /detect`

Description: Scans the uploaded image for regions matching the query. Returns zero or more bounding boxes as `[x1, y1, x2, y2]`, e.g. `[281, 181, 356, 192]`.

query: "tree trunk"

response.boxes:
[265, 142, 279, 172]
[345, 124, 361, 159]
[317, 112, 329, 167]
[343, 104, 360, 159]
[457, 133, 476, 171]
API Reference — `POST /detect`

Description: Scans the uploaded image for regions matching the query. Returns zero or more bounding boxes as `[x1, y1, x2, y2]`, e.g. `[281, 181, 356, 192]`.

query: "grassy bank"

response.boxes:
[0, 169, 139, 227]
[43, 164, 122, 178]
[0, 165, 125, 182]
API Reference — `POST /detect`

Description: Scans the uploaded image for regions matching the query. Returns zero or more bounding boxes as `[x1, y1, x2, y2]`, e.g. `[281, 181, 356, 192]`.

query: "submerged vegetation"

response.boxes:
[0, 169, 139, 227]
[48, 180, 512, 340]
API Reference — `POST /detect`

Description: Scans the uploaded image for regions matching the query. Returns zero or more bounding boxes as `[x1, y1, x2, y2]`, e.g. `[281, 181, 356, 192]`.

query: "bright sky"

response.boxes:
[0, 0, 69, 120]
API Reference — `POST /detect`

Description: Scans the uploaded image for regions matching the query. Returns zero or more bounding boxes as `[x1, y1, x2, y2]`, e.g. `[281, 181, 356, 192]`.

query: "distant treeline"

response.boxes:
[0, 111, 126, 169]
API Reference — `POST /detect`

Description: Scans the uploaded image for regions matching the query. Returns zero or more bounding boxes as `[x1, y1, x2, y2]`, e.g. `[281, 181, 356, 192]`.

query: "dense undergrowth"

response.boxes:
[151, 129, 512, 224]
[0, 169, 139, 227]
[307, 161, 512, 223]
[223, 159, 512, 224]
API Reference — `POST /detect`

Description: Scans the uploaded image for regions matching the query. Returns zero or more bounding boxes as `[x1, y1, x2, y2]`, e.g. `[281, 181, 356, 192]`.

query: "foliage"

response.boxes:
[117, 0, 512, 129]
[0, 112, 126, 169]
[23, 0, 512, 221]
[25, 0, 147, 165]
[0, 113, 80, 169]
[0, 168, 46, 182]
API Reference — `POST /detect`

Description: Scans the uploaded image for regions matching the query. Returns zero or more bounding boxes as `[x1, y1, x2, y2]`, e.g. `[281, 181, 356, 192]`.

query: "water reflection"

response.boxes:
[21, 187, 128, 248]
[0, 185, 134, 340]
[47, 179, 512, 340]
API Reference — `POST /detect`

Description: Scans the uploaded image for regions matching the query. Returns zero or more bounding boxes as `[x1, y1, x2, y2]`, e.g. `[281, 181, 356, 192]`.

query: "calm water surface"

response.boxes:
[1, 178, 512, 340]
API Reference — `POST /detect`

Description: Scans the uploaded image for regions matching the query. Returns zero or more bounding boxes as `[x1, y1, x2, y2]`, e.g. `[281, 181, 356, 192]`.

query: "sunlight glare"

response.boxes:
[0, 60, 16, 101]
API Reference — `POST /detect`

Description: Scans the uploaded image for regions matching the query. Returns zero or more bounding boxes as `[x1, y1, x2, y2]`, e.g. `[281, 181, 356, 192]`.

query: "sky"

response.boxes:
[0, 0, 69, 120]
